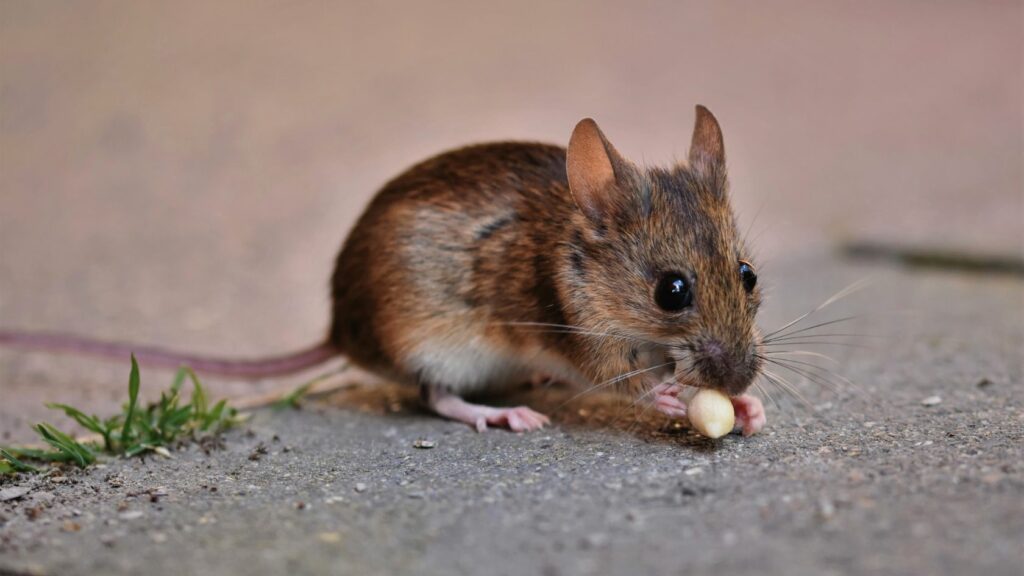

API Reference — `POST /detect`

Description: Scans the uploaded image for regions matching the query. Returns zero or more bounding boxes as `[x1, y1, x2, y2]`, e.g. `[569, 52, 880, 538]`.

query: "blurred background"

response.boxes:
[1, 1, 1021, 433]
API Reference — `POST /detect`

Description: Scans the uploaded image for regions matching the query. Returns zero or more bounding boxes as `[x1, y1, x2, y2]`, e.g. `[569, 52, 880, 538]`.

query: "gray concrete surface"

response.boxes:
[1, 1, 1022, 575]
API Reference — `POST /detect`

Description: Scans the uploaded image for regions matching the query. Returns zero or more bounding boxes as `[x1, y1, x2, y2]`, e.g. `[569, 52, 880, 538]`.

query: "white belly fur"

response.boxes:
[407, 338, 588, 395]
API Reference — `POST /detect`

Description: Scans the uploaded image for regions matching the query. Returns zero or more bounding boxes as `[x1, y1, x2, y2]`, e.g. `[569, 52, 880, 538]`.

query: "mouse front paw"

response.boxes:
[731, 394, 766, 436]
[651, 381, 687, 419]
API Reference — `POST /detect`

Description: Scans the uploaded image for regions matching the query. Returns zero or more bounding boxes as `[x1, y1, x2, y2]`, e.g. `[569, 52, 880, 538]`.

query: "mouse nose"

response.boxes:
[701, 340, 727, 362]
[695, 338, 753, 395]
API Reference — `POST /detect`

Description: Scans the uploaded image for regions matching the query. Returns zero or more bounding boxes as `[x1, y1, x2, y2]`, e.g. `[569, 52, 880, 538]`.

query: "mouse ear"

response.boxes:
[688, 105, 725, 168]
[567, 118, 626, 222]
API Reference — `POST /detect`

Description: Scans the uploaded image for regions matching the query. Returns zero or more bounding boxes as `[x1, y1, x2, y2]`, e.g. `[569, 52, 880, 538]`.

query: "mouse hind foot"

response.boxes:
[421, 384, 550, 432]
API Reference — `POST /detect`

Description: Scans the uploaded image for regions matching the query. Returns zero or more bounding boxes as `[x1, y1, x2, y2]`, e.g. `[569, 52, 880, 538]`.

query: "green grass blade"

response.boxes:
[46, 403, 107, 435]
[202, 399, 228, 431]
[191, 376, 208, 420]
[34, 423, 95, 468]
[120, 354, 141, 444]
[172, 367, 189, 394]
[0, 448, 40, 473]
[273, 381, 314, 410]
[1, 445, 78, 462]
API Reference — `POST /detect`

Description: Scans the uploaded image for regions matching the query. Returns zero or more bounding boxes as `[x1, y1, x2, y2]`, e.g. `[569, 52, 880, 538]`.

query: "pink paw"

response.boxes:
[476, 406, 551, 433]
[652, 382, 687, 419]
[731, 394, 766, 436]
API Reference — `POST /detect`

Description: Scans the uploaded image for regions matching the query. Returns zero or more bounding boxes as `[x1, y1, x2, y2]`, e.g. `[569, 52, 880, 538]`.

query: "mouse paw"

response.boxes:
[731, 394, 766, 436]
[651, 381, 687, 420]
[423, 385, 551, 433]
[477, 406, 551, 433]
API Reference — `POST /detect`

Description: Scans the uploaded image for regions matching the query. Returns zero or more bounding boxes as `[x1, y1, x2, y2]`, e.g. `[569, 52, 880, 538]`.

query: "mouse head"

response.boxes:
[563, 106, 762, 396]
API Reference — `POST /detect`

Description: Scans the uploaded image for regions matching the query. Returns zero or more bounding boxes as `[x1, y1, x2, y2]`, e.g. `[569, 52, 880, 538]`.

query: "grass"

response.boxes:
[272, 381, 315, 410]
[1, 355, 243, 475]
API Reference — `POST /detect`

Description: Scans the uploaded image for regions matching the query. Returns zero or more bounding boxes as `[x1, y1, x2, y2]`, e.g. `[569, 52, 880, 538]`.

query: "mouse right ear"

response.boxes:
[567, 118, 626, 222]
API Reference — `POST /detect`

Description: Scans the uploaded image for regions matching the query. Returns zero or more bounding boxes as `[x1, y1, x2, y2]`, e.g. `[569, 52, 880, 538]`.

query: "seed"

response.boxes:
[688, 389, 735, 439]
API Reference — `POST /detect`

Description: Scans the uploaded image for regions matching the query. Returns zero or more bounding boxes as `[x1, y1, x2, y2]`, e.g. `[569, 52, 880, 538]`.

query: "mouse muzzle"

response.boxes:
[685, 336, 762, 396]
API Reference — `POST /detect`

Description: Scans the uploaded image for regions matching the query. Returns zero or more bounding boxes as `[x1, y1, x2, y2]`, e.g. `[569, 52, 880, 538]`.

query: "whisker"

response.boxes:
[764, 332, 879, 344]
[762, 277, 872, 340]
[762, 315, 859, 342]
[760, 367, 814, 409]
[759, 356, 843, 393]
[496, 321, 663, 348]
[557, 361, 676, 410]
[761, 355, 868, 398]
[753, 380, 780, 411]
[758, 340, 872, 350]
[760, 350, 841, 364]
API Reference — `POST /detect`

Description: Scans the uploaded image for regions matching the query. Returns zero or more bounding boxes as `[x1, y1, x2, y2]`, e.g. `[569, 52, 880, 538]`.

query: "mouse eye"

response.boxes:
[655, 273, 693, 311]
[739, 262, 757, 293]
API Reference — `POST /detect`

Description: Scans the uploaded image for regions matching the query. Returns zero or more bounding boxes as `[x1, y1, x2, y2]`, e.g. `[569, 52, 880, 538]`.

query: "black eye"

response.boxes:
[739, 262, 757, 293]
[655, 273, 693, 311]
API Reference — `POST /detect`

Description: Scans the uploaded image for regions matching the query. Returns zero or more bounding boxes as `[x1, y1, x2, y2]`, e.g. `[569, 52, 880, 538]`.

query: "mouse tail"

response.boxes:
[0, 329, 339, 379]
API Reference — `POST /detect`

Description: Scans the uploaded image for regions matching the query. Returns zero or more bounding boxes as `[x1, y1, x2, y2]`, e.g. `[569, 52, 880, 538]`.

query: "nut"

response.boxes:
[687, 389, 735, 439]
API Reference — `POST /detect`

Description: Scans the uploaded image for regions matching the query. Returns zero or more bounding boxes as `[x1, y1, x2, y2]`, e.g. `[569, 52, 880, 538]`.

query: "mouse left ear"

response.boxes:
[567, 118, 627, 222]
[688, 105, 725, 168]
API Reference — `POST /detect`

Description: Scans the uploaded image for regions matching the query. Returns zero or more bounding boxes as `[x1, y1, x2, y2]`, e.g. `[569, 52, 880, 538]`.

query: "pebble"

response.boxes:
[921, 396, 942, 407]
[354, 483, 367, 493]
[579, 533, 609, 550]
[318, 531, 342, 543]
[118, 510, 144, 520]
[0, 486, 31, 502]
[413, 439, 436, 449]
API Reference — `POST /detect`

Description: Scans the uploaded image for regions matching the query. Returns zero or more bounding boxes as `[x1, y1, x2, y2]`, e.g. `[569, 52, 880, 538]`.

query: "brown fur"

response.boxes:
[329, 106, 762, 398]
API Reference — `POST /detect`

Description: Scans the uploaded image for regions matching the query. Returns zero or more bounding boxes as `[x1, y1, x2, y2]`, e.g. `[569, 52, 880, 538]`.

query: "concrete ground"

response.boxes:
[1, 2, 1022, 575]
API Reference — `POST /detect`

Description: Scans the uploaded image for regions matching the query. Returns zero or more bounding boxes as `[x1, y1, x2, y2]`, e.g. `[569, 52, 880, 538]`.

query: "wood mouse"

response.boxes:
[0, 106, 767, 436]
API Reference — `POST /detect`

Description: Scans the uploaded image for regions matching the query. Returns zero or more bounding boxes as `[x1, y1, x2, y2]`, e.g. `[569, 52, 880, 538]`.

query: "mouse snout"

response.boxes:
[693, 338, 759, 396]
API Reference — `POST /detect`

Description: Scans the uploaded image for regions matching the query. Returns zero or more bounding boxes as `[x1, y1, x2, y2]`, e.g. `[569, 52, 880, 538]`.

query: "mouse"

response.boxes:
[0, 105, 767, 436]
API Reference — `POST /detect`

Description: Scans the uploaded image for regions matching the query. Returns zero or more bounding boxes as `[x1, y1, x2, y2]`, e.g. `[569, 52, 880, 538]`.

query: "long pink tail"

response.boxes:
[0, 329, 338, 379]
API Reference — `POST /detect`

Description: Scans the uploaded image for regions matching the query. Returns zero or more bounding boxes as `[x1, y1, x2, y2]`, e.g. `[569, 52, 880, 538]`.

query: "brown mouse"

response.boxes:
[0, 106, 767, 436]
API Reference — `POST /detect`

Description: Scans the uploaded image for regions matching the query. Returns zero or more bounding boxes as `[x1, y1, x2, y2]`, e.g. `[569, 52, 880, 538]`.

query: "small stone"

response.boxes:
[354, 483, 367, 493]
[920, 395, 942, 407]
[818, 498, 836, 520]
[151, 532, 168, 543]
[118, 510, 144, 521]
[684, 467, 704, 476]
[976, 378, 992, 388]
[413, 439, 436, 449]
[579, 533, 609, 550]
[62, 520, 81, 532]
[0, 486, 31, 502]
[318, 531, 342, 543]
